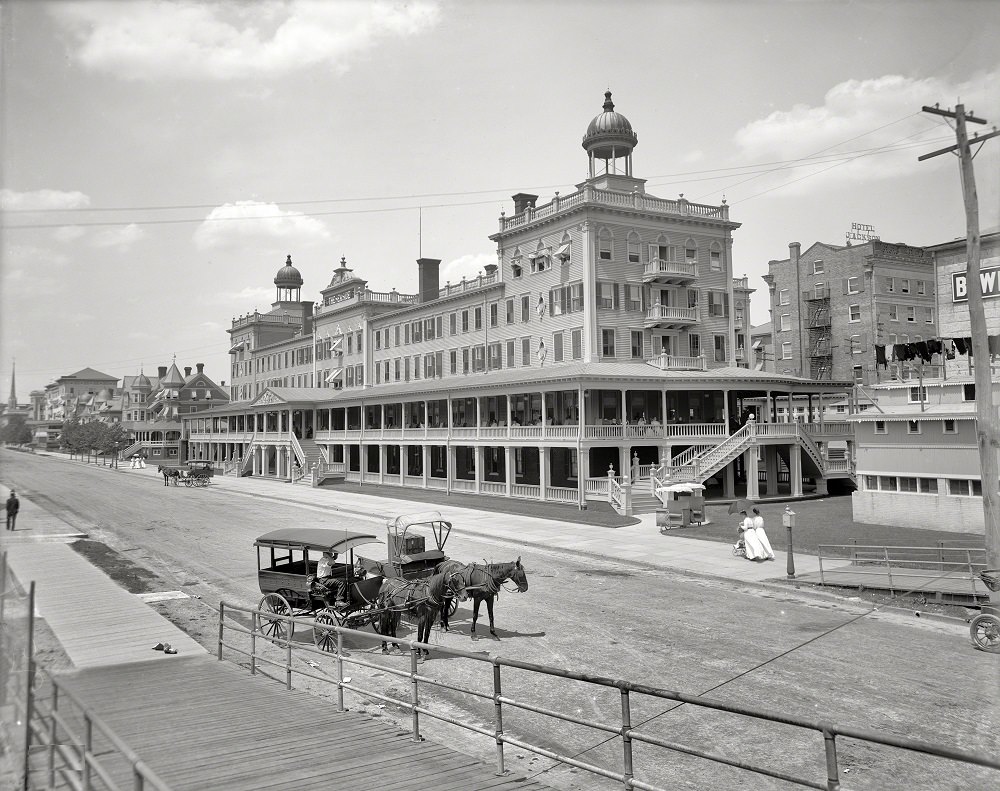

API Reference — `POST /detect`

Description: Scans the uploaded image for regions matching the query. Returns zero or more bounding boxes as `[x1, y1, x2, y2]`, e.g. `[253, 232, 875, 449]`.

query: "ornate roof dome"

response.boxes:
[274, 254, 303, 288]
[582, 91, 638, 159]
[135, 371, 151, 390]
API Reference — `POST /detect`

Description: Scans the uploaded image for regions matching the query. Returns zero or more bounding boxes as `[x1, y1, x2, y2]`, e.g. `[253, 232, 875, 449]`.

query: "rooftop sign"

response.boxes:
[845, 222, 879, 243]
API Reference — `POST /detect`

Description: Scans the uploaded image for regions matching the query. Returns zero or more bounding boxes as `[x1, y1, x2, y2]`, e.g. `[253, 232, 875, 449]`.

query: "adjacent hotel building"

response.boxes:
[184, 93, 853, 511]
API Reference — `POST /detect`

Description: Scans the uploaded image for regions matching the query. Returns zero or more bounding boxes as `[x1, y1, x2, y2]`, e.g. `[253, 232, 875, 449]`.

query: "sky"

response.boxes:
[2, 0, 999, 400]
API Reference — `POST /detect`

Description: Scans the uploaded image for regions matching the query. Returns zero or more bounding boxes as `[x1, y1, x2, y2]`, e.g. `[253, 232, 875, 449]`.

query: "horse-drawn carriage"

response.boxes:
[255, 528, 385, 652]
[158, 461, 214, 487]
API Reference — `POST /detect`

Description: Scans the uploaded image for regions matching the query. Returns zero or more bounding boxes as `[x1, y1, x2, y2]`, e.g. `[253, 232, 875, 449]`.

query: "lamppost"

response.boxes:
[783, 506, 796, 578]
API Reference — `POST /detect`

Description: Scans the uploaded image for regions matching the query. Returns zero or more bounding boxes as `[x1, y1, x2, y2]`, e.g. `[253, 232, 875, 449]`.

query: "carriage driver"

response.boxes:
[316, 549, 350, 608]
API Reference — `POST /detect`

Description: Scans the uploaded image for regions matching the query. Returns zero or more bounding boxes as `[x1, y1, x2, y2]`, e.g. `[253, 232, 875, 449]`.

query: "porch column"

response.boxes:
[505, 444, 514, 497]
[539, 446, 548, 501]
[818, 392, 825, 430]
[765, 390, 772, 422]
[745, 447, 760, 499]
[661, 389, 668, 426]
[790, 443, 803, 497]
[475, 398, 482, 438]
[378, 444, 384, 485]
[787, 392, 793, 423]
[723, 462, 735, 499]
[808, 394, 814, 422]
[474, 445, 483, 493]
[620, 388, 627, 422]
[422, 445, 430, 489]
[446, 445, 453, 494]
[578, 449, 588, 509]
[506, 397, 512, 429]
[343, 444, 349, 474]
[722, 389, 730, 429]
[402, 444, 409, 481]
[765, 445, 779, 496]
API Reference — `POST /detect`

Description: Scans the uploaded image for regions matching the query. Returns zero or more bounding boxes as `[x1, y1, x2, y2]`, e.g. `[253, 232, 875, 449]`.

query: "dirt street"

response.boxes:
[3, 451, 997, 790]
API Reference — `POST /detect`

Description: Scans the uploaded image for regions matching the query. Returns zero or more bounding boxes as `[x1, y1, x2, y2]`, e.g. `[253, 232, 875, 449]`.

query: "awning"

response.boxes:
[229, 341, 246, 354]
[555, 242, 571, 260]
[325, 367, 344, 384]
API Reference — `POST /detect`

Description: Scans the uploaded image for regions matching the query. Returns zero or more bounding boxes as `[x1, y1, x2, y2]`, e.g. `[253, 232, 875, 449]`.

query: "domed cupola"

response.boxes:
[135, 370, 152, 391]
[274, 254, 303, 302]
[582, 91, 638, 178]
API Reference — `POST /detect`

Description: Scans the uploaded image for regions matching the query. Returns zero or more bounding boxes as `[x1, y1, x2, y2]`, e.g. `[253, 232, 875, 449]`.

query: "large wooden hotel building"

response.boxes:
[183, 93, 853, 511]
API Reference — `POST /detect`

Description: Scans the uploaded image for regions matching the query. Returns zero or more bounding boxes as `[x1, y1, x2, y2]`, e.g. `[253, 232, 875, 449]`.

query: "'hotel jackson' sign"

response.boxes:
[953, 265, 1000, 302]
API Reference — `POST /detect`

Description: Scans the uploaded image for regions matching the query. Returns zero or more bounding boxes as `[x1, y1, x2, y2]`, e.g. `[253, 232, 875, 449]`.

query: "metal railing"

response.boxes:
[217, 600, 1000, 791]
[816, 544, 989, 599]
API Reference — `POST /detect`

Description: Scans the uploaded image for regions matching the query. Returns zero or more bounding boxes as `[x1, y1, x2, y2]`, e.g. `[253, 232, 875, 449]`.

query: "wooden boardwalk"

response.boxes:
[796, 564, 989, 599]
[35, 655, 550, 790]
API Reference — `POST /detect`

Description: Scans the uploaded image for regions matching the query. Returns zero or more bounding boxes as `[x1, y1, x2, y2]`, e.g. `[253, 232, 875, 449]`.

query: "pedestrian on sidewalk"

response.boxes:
[738, 509, 766, 561]
[6, 490, 20, 530]
[751, 507, 775, 560]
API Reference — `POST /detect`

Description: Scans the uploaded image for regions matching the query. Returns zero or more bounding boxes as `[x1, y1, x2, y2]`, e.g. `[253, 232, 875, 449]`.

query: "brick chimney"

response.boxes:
[196, 363, 204, 374]
[184, 366, 192, 377]
[301, 301, 314, 336]
[417, 258, 441, 304]
[512, 193, 538, 214]
[789, 242, 801, 267]
[158, 366, 167, 378]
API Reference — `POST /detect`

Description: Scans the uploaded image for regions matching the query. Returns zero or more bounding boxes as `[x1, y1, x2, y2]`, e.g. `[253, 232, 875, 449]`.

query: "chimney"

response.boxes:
[158, 366, 167, 378]
[301, 301, 314, 336]
[184, 366, 192, 377]
[196, 363, 204, 374]
[417, 258, 441, 304]
[789, 242, 801, 266]
[484, 263, 498, 277]
[512, 193, 538, 214]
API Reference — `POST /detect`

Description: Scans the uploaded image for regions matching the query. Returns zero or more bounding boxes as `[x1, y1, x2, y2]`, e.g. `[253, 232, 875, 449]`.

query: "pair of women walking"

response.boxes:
[737, 507, 775, 561]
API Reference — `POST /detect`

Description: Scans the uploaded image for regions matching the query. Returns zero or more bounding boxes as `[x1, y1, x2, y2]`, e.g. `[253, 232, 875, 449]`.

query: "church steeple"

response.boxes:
[7, 360, 16, 410]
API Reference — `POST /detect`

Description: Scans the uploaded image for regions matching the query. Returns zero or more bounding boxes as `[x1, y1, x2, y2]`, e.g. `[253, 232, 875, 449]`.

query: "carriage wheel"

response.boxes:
[446, 597, 459, 617]
[275, 588, 303, 610]
[313, 608, 343, 653]
[969, 613, 1000, 653]
[259, 593, 294, 642]
[184, 477, 193, 487]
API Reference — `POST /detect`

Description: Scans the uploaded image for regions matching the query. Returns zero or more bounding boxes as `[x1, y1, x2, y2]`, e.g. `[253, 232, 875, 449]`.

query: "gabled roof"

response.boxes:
[160, 362, 185, 388]
[62, 367, 118, 382]
[750, 321, 771, 337]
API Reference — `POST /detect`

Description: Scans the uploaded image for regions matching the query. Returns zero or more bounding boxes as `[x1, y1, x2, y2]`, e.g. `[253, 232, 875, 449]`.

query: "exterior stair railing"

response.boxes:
[239, 433, 257, 476]
[794, 423, 826, 473]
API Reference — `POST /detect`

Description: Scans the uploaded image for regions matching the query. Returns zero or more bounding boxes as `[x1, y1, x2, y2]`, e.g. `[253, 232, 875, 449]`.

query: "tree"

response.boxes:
[0, 415, 32, 445]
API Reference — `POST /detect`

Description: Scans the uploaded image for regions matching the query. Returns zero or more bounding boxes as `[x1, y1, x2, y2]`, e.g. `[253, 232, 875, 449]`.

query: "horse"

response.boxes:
[376, 571, 467, 660]
[157, 465, 180, 487]
[436, 558, 528, 639]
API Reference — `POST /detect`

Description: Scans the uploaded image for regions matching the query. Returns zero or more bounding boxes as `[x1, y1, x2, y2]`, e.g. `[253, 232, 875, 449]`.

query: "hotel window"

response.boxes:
[347, 335, 353, 354]
[506, 339, 515, 367]
[473, 345, 486, 372]
[714, 334, 727, 362]
[920, 478, 938, 493]
[572, 329, 582, 360]
[601, 329, 615, 357]
[474, 307, 482, 330]
[690, 334, 701, 357]
[851, 334, 862, 353]
[436, 316, 442, 337]
[357, 332, 363, 352]
[879, 476, 897, 491]
[412, 322, 422, 343]
[853, 365, 863, 384]
[846, 276, 861, 294]
[888, 304, 898, 321]
[812, 260, 824, 274]
[964, 384, 976, 401]
[488, 342, 502, 370]
[412, 355, 420, 380]
[450, 313, 457, 335]
[374, 333, 381, 351]
[874, 420, 887, 434]
[626, 284, 642, 312]
[521, 337, 531, 366]
[346, 367, 354, 387]
[949, 479, 973, 496]
[900, 278, 910, 294]
[907, 420, 921, 434]
[490, 302, 499, 328]
[849, 304, 860, 322]
[521, 295, 530, 323]
[864, 475, 878, 490]
[899, 477, 918, 493]
[462, 348, 470, 374]
[394, 359, 400, 381]
[711, 247, 722, 271]
[511, 257, 523, 278]
[631, 330, 643, 359]
[568, 282, 583, 313]
[926, 307, 934, 324]
[685, 241, 697, 264]
[550, 286, 566, 316]
[424, 318, 435, 340]
[943, 419, 957, 434]
[394, 325, 401, 345]
[375, 364, 381, 384]
[597, 282, 618, 309]
[554, 332, 564, 362]
[627, 239, 640, 263]
[780, 314, 791, 331]
[707, 290, 729, 317]
[450, 350, 457, 374]
[781, 342, 792, 359]
[779, 288, 790, 305]
[906, 306, 916, 323]
[506, 299, 514, 324]
[424, 354, 434, 378]
[599, 234, 612, 260]
[885, 277, 895, 292]
[917, 280, 926, 295]
[908, 386, 927, 403]
[462, 310, 469, 332]
[531, 252, 551, 273]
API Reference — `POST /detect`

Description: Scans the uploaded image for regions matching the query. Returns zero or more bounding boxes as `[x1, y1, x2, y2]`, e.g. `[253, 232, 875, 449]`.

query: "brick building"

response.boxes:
[763, 240, 936, 383]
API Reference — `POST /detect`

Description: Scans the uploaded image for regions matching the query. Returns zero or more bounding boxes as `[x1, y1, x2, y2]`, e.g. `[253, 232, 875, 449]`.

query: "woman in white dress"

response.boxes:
[751, 507, 775, 560]
[738, 510, 766, 561]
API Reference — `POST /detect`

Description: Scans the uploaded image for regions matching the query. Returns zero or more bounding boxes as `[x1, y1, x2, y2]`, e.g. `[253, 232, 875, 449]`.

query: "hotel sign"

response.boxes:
[952, 266, 1000, 301]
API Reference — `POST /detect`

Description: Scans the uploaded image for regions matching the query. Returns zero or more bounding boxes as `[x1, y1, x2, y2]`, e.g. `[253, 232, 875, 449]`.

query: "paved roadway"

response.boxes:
[2, 450, 998, 790]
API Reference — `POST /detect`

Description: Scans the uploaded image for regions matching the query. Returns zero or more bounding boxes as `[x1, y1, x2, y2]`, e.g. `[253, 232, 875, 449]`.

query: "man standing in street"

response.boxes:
[6, 490, 20, 530]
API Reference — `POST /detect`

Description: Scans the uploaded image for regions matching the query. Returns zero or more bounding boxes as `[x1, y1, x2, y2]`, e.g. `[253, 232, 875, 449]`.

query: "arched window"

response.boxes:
[685, 238, 698, 265]
[627, 231, 641, 263]
[598, 228, 613, 261]
[710, 241, 723, 271]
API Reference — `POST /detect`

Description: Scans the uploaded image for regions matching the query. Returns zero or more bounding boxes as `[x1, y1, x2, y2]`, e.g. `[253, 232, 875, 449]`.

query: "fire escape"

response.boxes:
[804, 283, 832, 380]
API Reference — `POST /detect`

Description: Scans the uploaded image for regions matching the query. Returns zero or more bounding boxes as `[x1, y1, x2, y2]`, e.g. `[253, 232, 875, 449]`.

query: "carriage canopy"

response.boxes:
[255, 528, 381, 555]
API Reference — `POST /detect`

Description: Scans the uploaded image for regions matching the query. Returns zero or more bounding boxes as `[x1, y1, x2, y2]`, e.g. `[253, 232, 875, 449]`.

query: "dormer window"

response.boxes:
[530, 252, 550, 273]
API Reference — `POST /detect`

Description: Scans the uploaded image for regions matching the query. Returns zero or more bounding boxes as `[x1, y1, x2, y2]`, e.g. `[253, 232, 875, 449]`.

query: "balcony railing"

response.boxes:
[642, 259, 698, 281]
[644, 305, 699, 326]
[645, 353, 707, 371]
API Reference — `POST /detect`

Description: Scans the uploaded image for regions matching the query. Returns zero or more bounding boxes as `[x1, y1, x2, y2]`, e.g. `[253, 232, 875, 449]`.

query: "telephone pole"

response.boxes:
[919, 104, 1000, 608]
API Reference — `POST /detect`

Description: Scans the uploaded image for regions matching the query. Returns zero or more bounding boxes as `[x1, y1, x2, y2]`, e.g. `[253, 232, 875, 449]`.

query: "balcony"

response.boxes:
[642, 258, 698, 285]
[645, 353, 707, 371]
[644, 304, 699, 329]
[806, 313, 831, 328]
[803, 285, 830, 301]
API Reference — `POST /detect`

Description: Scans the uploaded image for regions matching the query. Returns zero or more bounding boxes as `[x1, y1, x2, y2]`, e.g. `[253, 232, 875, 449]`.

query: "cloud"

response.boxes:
[205, 286, 275, 311]
[4, 244, 71, 269]
[53, 226, 87, 243]
[91, 223, 145, 250]
[1, 188, 90, 211]
[441, 253, 496, 285]
[50, 0, 441, 81]
[193, 201, 332, 251]
[730, 69, 1000, 195]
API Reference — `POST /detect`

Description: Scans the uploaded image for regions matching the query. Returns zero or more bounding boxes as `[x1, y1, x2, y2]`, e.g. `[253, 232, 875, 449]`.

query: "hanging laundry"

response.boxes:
[927, 339, 942, 357]
[990, 335, 1000, 357]
[914, 341, 931, 363]
[945, 339, 956, 360]
[875, 345, 887, 369]
[954, 337, 968, 355]
[893, 343, 909, 362]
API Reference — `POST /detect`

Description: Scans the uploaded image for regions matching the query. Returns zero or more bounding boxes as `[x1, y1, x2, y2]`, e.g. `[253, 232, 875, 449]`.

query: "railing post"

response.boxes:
[884, 547, 894, 597]
[84, 714, 93, 791]
[250, 611, 258, 676]
[47, 683, 58, 789]
[620, 687, 634, 789]
[285, 621, 293, 690]
[410, 646, 422, 742]
[337, 631, 346, 712]
[493, 660, 506, 776]
[217, 601, 224, 660]
[967, 550, 977, 599]
[823, 729, 841, 790]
